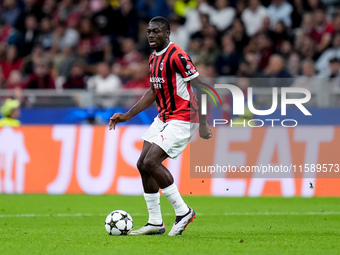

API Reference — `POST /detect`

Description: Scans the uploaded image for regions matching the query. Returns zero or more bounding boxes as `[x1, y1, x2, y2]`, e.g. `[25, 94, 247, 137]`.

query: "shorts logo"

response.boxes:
[186, 64, 191, 69]
[161, 135, 167, 142]
[160, 61, 164, 71]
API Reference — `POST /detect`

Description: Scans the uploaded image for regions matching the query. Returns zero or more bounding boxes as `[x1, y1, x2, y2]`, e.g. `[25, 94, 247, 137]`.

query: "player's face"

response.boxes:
[146, 22, 170, 51]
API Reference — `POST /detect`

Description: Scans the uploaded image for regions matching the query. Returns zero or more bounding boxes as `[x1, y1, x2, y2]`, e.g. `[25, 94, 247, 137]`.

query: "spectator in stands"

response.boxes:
[91, 0, 125, 57]
[42, 0, 58, 17]
[303, 0, 325, 11]
[88, 61, 121, 93]
[0, 98, 21, 127]
[271, 21, 293, 53]
[237, 56, 257, 77]
[182, 0, 207, 36]
[1, 0, 22, 27]
[278, 40, 293, 59]
[215, 33, 242, 76]
[258, 16, 271, 34]
[63, 61, 88, 89]
[51, 20, 79, 55]
[263, 54, 292, 87]
[0, 45, 24, 84]
[253, 32, 274, 70]
[196, 64, 216, 83]
[91, 0, 124, 37]
[243, 52, 261, 77]
[241, 0, 268, 36]
[195, 35, 220, 66]
[327, 57, 340, 79]
[120, 0, 139, 41]
[333, 15, 340, 33]
[78, 17, 111, 64]
[301, 59, 316, 78]
[136, 0, 171, 21]
[186, 35, 202, 63]
[50, 20, 79, 71]
[294, 13, 314, 50]
[123, 61, 150, 89]
[20, 15, 40, 57]
[38, 17, 54, 51]
[53, 0, 78, 24]
[22, 44, 44, 77]
[309, 8, 335, 54]
[264, 54, 292, 78]
[75, 0, 93, 19]
[199, 0, 235, 32]
[21, 57, 55, 89]
[57, 39, 93, 79]
[235, 0, 246, 17]
[6, 70, 23, 89]
[267, 0, 293, 28]
[292, 60, 321, 90]
[297, 34, 317, 60]
[87, 62, 122, 107]
[326, 57, 340, 89]
[15, 0, 44, 33]
[169, 14, 189, 51]
[112, 37, 143, 82]
[315, 32, 340, 75]
[122, 61, 149, 106]
[286, 52, 301, 76]
[0, 17, 12, 44]
[200, 20, 220, 39]
[228, 18, 249, 53]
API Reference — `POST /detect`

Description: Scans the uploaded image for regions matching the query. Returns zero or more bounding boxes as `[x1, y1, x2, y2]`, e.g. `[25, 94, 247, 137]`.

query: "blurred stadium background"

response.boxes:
[0, 0, 340, 197]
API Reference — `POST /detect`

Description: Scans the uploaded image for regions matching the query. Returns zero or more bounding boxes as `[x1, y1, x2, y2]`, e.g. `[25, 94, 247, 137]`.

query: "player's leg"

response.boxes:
[137, 141, 159, 193]
[129, 141, 165, 235]
[143, 144, 195, 236]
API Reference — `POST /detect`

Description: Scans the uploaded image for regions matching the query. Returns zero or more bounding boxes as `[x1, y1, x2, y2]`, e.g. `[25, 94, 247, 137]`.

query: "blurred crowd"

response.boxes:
[0, 0, 340, 107]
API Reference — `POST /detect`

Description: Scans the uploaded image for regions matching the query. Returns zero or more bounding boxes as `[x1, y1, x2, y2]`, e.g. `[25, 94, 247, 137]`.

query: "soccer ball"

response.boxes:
[105, 210, 133, 236]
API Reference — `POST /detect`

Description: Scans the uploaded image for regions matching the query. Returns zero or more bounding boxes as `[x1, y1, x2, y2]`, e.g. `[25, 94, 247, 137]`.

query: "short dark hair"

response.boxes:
[149, 16, 170, 31]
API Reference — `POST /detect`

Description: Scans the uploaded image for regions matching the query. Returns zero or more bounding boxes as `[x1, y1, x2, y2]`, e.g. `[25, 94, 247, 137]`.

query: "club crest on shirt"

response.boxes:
[186, 64, 191, 69]
[160, 61, 164, 71]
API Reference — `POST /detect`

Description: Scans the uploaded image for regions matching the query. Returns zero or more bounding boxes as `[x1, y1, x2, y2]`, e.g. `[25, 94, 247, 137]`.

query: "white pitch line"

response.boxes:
[0, 212, 339, 218]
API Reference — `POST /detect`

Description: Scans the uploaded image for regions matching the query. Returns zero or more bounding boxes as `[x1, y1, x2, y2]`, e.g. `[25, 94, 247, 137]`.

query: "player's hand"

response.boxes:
[199, 122, 213, 139]
[108, 113, 129, 130]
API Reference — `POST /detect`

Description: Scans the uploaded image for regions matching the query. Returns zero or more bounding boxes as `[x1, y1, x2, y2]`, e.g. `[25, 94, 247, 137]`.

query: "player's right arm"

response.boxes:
[109, 83, 156, 130]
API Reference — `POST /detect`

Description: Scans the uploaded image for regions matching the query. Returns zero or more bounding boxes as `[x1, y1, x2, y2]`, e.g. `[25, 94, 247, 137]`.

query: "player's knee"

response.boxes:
[137, 158, 148, 174]
[143, 157, 159, 173]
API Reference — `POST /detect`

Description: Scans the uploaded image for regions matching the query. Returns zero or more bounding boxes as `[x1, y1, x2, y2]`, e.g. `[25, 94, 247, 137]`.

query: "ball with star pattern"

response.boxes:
[105, 210, 133, 236]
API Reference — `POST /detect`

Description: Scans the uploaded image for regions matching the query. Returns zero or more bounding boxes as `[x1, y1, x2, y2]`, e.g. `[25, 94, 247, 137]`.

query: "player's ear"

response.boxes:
[166, 29, 170, 39]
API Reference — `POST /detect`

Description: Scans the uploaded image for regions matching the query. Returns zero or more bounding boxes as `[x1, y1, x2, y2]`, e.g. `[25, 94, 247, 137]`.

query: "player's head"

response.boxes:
[147, 16, 171, 51]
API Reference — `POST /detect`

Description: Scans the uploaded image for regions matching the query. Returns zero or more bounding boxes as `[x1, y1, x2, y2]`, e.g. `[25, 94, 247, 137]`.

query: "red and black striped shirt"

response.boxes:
[149, 42, 199, 123]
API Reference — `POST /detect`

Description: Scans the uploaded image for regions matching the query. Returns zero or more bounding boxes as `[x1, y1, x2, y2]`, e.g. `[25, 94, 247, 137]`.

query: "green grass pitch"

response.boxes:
[0, 195, 339, 255]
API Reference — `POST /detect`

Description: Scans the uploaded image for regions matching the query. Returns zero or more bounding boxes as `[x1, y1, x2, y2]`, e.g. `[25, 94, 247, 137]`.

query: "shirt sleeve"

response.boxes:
[172, 52, 199, 81]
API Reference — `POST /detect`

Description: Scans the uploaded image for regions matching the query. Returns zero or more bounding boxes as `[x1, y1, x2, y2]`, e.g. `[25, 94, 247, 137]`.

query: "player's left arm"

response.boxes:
[172, 52, 213, 139]
[190, 76, 213, 139]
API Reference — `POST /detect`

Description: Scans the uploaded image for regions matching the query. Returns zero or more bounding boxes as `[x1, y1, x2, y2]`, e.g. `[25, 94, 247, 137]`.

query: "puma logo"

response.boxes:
[161, 135, 167, 142]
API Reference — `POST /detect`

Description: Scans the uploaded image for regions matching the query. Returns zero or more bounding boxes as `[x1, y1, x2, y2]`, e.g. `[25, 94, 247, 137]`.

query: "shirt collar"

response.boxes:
[155, 42, 172, 56]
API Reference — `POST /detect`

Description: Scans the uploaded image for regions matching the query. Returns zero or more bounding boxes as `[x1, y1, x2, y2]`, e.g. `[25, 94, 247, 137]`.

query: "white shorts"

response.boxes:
[141, 117, 199, 159]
